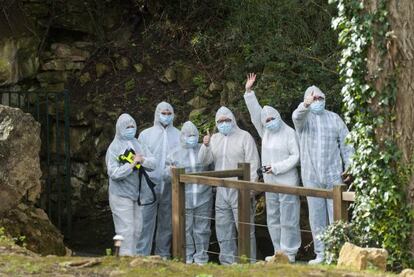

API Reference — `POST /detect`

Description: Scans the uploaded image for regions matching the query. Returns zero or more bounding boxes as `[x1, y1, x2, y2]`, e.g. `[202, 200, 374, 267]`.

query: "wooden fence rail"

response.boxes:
[171, 162, 355, 263]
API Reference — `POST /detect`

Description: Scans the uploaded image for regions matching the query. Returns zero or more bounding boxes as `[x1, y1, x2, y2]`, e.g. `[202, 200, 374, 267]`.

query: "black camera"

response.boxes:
[256, 165, 270, 180]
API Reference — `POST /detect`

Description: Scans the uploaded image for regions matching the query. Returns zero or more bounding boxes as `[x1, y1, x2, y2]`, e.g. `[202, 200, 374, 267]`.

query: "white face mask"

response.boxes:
[122, 127, 136, 140]
[217, 122, 233, 135]
[185, 136, 198, 147]
[310, 100, 325, 114]
[159, 114, 174, 125]
[265, 118, 281, 132]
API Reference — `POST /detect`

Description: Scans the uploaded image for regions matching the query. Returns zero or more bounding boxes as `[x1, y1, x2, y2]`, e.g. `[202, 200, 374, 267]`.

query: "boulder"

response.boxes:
[265, 251, 290, 264]
[400, 269, 414, 277]
[337, 242, 388, 271]
[0, 105, 42, 213]
[0, 105, 65, 255]
[0, 206, 66, 255]
[208, 82, 222, 92]
[160, 67, 176, 83]
[187, 96, 208, 109]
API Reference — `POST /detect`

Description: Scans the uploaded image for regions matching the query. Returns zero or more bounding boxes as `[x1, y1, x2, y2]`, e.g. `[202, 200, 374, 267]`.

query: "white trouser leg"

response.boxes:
[109, 194, 136, 256]
[185, 208, 195, 263]
[193, 200, 213, 264]
[154, 184, 172, 258]
[266, 192, 281, 253]
[279, 192, 301, 257]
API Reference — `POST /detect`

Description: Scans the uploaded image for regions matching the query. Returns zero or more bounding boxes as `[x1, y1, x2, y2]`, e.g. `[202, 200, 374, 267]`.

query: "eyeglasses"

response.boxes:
[313, 96, 325, 101]
[161, 111, 172, 115]
[217, 118, 232, 124]
[265, 117, 275, 123]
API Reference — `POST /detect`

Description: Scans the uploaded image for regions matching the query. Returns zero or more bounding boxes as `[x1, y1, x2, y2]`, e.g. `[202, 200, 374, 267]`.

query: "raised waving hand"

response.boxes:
[245, 73, 256, 93]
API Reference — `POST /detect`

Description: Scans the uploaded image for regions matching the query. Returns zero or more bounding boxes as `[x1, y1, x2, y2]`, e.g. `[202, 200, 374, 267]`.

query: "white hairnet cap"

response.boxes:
[116, 113, 136, 139]
[180, 121, 199, 145]
[261, 106, 281, 125]
[154, 101, 174, 124]
[304, 85, 325, 100]
[215, 106, 236, 124]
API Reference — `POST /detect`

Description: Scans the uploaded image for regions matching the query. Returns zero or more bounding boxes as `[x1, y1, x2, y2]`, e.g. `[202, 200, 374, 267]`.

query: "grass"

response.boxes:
[0, 254, 397, 277]
[0, 229, 396, 276]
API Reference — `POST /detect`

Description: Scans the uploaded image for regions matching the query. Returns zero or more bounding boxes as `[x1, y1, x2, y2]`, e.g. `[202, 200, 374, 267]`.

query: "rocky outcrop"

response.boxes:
[337, 242, 388, 271]
[0, 37, 39, 86]
[0, 105, 65, 255]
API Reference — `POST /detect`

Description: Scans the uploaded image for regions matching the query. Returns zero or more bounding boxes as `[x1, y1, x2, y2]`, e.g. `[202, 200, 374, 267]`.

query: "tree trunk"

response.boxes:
[366, 0, 414, 252]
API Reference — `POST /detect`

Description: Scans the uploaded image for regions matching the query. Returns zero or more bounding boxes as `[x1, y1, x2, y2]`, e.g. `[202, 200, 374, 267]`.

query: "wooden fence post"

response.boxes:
[333, 184, 348, 222]
[172, 167, 186, 262]
[237, 162, 251, 263]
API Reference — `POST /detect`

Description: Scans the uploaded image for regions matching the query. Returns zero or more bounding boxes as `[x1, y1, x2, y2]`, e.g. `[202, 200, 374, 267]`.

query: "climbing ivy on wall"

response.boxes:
[329, 0, 413, 269]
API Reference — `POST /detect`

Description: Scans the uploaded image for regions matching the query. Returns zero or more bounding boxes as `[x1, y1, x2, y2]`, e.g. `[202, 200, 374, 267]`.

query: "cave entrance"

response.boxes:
[0, 89, 72, 237]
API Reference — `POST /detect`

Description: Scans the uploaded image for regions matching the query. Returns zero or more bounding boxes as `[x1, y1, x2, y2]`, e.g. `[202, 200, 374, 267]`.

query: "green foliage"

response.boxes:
[328, 0, 413, 270]
[0, 227, 26, 248]
[195, 0, 342, 119]
[320, 221, 367, 264]
[143, 0, 342, 123]
[0, 227, 8, 242]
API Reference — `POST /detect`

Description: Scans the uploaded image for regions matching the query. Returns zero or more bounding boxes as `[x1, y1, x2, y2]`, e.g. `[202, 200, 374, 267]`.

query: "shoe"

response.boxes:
[308, 255, 324, 265]
[265, 256, 273, 262]
[288, 255, 295, 263]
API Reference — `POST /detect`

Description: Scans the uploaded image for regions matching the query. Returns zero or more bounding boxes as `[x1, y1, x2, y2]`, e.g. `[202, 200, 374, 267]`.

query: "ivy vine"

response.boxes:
[328, 0, 413, 270]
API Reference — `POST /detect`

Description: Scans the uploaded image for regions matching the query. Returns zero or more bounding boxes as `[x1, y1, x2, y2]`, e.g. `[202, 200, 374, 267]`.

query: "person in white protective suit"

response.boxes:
[136, 102, 181, 258]
[292, 86, 354, 264]
[198, 106, 260, 265]
[243, 73, 301, 263]
[166, 121, 213, 265]
[106, 113, 156, 256]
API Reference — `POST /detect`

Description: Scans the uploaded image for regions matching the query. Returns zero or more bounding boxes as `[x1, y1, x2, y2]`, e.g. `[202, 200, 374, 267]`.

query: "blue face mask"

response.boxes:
[265, 118, 282, 132]
[310, 100, 325, 114]
[159, 114, 174, 125]
[123, 127, 136, 140]
[185, 136, 198, 147]
[217, 122, 233, 135]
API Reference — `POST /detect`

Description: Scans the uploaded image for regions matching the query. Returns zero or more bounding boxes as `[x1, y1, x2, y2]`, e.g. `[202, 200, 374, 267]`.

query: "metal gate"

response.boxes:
[0, 89, 72, 237]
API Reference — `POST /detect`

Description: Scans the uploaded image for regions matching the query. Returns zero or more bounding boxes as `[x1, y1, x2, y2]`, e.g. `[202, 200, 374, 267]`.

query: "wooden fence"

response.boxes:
[171, 163, 355, 262]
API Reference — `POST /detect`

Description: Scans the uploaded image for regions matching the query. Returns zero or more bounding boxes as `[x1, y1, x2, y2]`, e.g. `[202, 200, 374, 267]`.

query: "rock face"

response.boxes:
[0, 105, 65, 255]
[0, 37, 39, 86]
[337, 242, 388, 271]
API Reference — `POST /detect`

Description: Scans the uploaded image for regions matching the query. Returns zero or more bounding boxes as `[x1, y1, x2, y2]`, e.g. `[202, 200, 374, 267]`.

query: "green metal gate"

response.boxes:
[0, 89, 72, 237]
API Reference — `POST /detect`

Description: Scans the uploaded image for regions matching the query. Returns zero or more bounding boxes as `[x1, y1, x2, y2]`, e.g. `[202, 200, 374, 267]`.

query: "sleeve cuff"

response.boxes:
[271, 163, 279, 175]
[244, 90, 255, 97]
